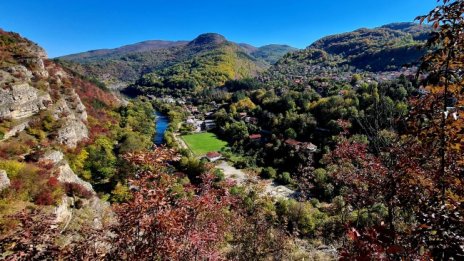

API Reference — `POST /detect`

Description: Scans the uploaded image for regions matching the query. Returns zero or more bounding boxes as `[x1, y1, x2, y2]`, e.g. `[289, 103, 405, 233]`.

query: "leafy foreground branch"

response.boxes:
[0, 147, 297, 260]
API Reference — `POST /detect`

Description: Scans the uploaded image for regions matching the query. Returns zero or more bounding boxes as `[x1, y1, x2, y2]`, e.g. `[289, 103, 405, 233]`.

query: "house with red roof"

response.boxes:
[206, 151, 222, 162]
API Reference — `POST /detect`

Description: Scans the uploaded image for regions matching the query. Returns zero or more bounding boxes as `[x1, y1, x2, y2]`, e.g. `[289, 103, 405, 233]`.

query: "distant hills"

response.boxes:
[261, 22, 432, 86]
[239, 44, 298, 64]
[57, 22, 431, 94]
[57, 34, 297, 89]
[59, 40, 189, 63]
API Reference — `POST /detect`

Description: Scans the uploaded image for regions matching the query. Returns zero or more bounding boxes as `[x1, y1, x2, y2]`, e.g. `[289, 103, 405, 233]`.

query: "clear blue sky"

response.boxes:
[0, 0, 438, 57]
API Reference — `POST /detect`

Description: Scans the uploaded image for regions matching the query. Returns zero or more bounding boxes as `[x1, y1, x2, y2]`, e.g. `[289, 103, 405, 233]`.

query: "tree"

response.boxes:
[109, 148, 234, 260]
[85, 136, 117, 183]
[338, 2, 464, 258]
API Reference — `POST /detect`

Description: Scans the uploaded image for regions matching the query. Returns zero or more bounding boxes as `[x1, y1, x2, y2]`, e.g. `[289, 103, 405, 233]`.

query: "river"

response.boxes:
[154, 111, 169, 145]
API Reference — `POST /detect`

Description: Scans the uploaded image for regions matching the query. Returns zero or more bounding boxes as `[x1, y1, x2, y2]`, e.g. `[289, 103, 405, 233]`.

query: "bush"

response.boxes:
[111, 182, 132, 203]
[213, 168, 225, 182]
[233, 158, 249, 169]
[261, 167, 277, 179]
[64, 183, 93, 199]
[34, 190, 55, 205]
[276, 172, 293, 185]
[0, 160, 25, 179]
[0, 142, 30, 158]
[275, 199, 327, 236]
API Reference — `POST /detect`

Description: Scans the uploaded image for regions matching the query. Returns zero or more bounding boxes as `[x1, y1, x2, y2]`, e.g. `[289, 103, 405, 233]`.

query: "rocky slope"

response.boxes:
[0, 29, 118, 239]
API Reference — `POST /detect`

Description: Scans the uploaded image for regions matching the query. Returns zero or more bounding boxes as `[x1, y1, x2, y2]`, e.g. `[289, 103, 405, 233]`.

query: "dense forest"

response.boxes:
[1, 0, 464, 260]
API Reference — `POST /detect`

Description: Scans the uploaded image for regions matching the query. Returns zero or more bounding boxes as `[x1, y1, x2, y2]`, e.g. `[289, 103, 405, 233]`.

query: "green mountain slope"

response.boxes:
[59, 40, 189, 63]
[123, 34, 268, 96]
[57, 34, 296, 89]
[261, 22, 431, 86]
[251, 44, 298, 64]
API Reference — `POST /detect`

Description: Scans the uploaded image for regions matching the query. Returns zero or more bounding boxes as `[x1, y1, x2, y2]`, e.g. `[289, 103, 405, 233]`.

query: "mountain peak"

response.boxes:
[188, 33, 227, 46]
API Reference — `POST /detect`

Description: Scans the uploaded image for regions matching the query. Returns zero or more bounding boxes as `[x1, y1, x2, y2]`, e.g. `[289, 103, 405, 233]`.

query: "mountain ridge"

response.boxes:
[56, 33, 296, 89]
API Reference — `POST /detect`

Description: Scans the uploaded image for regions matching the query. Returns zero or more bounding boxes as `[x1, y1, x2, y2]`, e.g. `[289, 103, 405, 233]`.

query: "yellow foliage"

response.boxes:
[111, 182, 132, 203]
[0, 160, 25, 179]
[232, 97, 257, 112]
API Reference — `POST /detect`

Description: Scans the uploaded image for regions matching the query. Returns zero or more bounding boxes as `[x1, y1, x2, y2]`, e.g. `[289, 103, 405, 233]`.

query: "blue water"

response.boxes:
[154, 111, 169, 145]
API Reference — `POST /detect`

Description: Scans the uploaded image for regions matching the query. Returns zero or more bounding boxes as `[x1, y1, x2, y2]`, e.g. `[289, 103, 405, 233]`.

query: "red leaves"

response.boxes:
[324, 137, 388, 208]
[63, 182, 93, 199]
[0, 209, 62, 260]
[34, 190, 55, 205]
[110, 148, 234, 260]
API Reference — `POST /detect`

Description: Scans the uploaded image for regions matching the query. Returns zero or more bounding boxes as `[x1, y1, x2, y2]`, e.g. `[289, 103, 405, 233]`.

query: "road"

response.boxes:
[216, 161, 296, 200]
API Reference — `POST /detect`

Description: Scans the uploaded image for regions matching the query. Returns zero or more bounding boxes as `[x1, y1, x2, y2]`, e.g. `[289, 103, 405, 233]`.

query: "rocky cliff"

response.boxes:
[0, 29, 118, 236]
[0, 30, 92, 147]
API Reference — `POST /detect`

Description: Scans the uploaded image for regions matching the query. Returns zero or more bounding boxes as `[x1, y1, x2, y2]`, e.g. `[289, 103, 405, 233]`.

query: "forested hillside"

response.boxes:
[1, 0, 464, 259]
[58, 33, 296, 90]
[260, 22, 431, 89]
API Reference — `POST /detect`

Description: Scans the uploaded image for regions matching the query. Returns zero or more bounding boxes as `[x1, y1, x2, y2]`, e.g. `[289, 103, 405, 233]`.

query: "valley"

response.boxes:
[1, 1, 464, 259]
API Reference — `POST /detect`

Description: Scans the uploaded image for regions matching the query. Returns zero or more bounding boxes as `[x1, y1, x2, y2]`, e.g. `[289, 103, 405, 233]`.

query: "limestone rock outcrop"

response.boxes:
[41, 150, 93, 192]
[0, 83, 52, 120]
[0, 170, 10, 191]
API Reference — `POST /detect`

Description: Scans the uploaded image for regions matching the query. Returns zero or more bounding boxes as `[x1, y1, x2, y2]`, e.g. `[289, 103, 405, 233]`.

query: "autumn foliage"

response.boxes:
[332, 1, 464, 259]
[108, 147, 234, 260]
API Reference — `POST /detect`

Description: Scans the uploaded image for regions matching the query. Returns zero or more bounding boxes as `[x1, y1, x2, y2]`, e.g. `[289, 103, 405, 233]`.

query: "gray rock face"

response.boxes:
[56, 119, 89, 148]
[54, 196, 73, 224]
[0, 83, 52, 120]
[57, 163, 93, 192]
[42, 150, 65, 164]
[40, 150, 93, 193]
[52, 88, 89, 148]
[1, 119, 30, 141]
[0, 170, 10, 191]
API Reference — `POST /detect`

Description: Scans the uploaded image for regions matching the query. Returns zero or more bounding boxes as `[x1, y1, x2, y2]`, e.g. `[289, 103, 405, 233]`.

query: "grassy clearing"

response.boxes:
[181, 132, 227, 156]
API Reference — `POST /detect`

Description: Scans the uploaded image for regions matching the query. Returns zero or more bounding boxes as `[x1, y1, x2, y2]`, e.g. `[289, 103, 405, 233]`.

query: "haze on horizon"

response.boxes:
[0, 0, 438, 57]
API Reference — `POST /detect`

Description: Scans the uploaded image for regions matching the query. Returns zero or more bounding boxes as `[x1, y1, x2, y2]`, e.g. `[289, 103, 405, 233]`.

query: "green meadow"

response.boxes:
[181, 132, 227, 156]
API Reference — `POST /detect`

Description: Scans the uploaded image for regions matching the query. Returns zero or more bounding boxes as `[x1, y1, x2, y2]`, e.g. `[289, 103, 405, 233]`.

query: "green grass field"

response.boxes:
[181, 132, 227, 156]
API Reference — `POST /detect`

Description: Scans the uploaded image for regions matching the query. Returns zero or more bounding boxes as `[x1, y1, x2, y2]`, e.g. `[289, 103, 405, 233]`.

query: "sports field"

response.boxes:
[181, 132, 227, 156]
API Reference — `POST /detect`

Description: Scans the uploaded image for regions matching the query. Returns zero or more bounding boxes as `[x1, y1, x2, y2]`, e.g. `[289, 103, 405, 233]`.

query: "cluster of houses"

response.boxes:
[153, 96, 319, 163]
[183, 103, 219, 132]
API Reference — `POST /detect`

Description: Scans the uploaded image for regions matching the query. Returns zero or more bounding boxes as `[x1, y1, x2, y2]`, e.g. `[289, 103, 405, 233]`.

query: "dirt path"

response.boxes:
[216, 161, 296, 200]
[174, 133, 189, 150]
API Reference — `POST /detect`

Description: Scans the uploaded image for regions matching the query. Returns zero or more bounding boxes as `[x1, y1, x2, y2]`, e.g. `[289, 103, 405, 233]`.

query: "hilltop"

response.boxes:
[57, 33, 297, 89]
[260, 22, 432, 87]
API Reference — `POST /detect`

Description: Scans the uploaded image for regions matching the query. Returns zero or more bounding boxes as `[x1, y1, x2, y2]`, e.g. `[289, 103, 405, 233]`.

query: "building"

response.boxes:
[245, 117, 258, 124]
[285, 139, 317, 152]
[206, 152, 222, 162]
[202, 120, 216, 131]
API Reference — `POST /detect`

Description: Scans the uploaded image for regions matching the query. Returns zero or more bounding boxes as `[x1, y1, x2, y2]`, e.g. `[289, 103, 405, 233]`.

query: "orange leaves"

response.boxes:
[123, 146, 180, 168]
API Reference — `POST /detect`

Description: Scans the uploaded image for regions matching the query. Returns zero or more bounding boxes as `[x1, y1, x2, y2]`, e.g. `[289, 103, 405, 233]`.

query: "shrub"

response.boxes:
[275, 199, 326, 236]
[47, 177, 60, 187]
[0, 142, 30, 158]
[64, 182, 93, 199]
[34, 190, 55, 205]
[233, 158, 249, 169]
[111, 182, 132, 203]
[26, 127, 47, 141]
[0, 160, 25, 179]
[260, 167, 277, 179]
[277, 172, 293, 185]
[213, 168, 225, 182]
